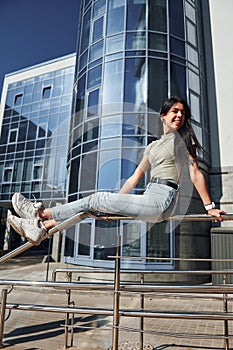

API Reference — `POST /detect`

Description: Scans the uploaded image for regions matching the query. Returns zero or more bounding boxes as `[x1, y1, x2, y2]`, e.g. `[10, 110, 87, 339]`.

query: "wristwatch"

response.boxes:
[204, 202, 216, 211]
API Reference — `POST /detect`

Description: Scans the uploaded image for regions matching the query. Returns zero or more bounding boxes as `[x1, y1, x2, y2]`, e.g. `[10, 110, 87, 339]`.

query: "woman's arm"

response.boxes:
[119, 155, 150, 194]
[188, 155, 226, 219]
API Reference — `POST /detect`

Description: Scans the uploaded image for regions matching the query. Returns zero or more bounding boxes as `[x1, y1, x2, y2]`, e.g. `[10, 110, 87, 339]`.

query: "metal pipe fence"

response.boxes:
[0, 212, 233, 349]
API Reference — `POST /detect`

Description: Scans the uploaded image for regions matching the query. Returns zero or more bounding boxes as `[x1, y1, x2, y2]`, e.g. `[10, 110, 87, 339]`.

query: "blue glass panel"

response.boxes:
[102, 60, 123, 109]
[87, 65, 102, 89]
[126, 32, 146, 50]
[149, 0, 167, 32]
[89, 40, 104, 62]
[93, 0, 106, 17]
[122, 148, 145, 190]
[83, 118, 99, 142]
[107, 0, 125, 35]
[97, 149, 120, 190]
[170, 62, 186, 99]
[79, 50, 88, 71]
[168, 0, 184, 38]
[101, 115, 121, 137]
[126, 0, 146, 31]
[80, 151, 97, 191]
[122, 135, 144, 147]
[93, 16, 104, 42]
[149, 33, 167, 51]
[123, 114, 145, 135]
[80, 8, 91, 53]
[76, 74, 86, 112]
[124, 57, 146, 106]
[100, 137, 121, 149]
[32, 82, 42, 102]
[87, 89, 99, 117]
[106, 34, 124, 55]
[121, 157, 137, 184]
[170, 37, 185, 57]
[148, 59, 167, 112]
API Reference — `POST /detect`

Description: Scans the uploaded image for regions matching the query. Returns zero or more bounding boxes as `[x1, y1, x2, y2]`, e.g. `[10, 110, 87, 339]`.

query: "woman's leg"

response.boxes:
[51, 184, 176, 223]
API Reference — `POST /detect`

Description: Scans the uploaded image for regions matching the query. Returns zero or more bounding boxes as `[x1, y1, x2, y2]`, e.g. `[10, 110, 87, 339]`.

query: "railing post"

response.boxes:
[223, 274, 229, 350]
[0, 289, 8, 348]
[112, 221, 121, 350]
[139, 273, 144, 350]
[64, 272, 75, 349]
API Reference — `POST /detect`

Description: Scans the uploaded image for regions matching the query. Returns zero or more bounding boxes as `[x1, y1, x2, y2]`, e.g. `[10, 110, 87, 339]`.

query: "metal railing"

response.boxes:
[0, 212, 233, 349]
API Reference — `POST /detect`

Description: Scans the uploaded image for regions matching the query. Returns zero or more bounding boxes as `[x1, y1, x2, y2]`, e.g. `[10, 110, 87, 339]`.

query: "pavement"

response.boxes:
[0, 248, 231, 350]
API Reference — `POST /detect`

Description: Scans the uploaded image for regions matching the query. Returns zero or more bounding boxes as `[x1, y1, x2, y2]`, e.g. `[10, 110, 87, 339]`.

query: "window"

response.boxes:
[92, 16, 104, 42]
[36, 123, 48, 139]
[14, 93, 23, 106]
[8, 129, 18, 143]
[4, 163, 13, 182]
[87, 65, 102, 89]
[33, 164, 43, 180]
[122, 222, 142, 257]
[107, 0, 125, 35]
[42, 86, 52, 99]
[87, 89, 100, 117]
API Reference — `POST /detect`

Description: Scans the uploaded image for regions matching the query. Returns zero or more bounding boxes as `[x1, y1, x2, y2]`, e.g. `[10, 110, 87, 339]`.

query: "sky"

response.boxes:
[0, 0, 81, 94]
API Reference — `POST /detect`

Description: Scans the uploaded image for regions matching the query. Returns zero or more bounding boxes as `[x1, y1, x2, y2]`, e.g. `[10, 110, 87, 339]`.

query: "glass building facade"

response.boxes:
[0, 54, 75, 250]
[64, 0, 211, 270]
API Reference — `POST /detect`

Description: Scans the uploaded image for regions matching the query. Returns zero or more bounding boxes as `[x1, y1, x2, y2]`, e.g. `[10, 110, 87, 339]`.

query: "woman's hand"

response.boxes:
[207, 208, 226, 222]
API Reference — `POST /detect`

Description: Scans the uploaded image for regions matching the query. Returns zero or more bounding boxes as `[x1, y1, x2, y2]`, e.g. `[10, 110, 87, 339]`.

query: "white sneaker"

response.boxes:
[12, 193, 44, 219]
[8, 213, 47, 246]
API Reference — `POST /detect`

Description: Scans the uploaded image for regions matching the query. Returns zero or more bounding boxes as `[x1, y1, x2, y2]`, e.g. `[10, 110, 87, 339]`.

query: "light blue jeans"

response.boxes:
[52, 183, 177, 223]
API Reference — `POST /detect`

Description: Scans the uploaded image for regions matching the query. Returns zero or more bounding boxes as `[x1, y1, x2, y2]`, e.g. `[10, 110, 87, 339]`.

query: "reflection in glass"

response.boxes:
[89, 40, 104, 62]
[168, 0, 184, 38]
[148, 59, 167, 112]
[101, 115, 121, 138]
[170, 62, 186, 99]
[94, 220, 117, 260]
[149, 0, 167, 32]
[123, 114, 145, 135]
[92, 16, 104, 42]
[107, 0, 125, 35]
[87, 89, 99, 117]
[97, 149, 120, 190]
[100, 137, 121, 149]
[122, 222, 141, 257]
[124, 57, 146, 107]
[80, 151, 97, 192]
[106, 34, 124, 55]
[147, 221, 173, 261]
[80, 8, 91, 53]
[77, 222, 92, 256]
[102, 60, 123, 111]
[149, 33, 167, 52]
[93, 0, 106, 18]
[87, 64, 102, 89]
[170, 37, 185, 57]
[126, 0, 146, 31]
[126, 32, 146, 51]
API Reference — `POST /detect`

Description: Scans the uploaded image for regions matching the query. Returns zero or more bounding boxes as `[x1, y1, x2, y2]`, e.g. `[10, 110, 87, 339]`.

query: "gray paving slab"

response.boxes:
[0, 251, 231, 350]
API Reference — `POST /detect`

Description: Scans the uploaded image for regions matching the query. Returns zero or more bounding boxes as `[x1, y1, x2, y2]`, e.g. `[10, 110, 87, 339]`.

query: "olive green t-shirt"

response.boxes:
[144, 133, 186, 183]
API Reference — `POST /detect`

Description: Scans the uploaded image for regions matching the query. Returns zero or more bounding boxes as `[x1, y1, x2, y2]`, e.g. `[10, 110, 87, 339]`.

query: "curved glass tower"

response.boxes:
[65, 0, 211, 273]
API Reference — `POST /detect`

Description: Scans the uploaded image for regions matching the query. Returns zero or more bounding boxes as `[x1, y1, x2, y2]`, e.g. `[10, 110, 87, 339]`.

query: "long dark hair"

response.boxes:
[159, 96, 202, 158]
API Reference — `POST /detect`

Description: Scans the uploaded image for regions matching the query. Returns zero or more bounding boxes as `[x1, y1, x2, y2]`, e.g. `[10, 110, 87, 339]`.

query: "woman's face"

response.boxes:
[161, 102, 186, 134]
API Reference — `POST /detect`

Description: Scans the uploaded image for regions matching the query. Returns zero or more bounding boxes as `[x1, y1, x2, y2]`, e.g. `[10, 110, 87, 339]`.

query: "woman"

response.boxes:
[8, 97, 225, 245]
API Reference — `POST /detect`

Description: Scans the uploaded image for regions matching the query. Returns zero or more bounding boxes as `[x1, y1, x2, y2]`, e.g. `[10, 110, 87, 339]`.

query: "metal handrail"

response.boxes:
[1, 212, 233, 349]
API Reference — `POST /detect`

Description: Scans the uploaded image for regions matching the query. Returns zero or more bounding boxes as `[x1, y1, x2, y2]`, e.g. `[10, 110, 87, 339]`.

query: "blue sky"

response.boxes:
[0, 0, 80, 93]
